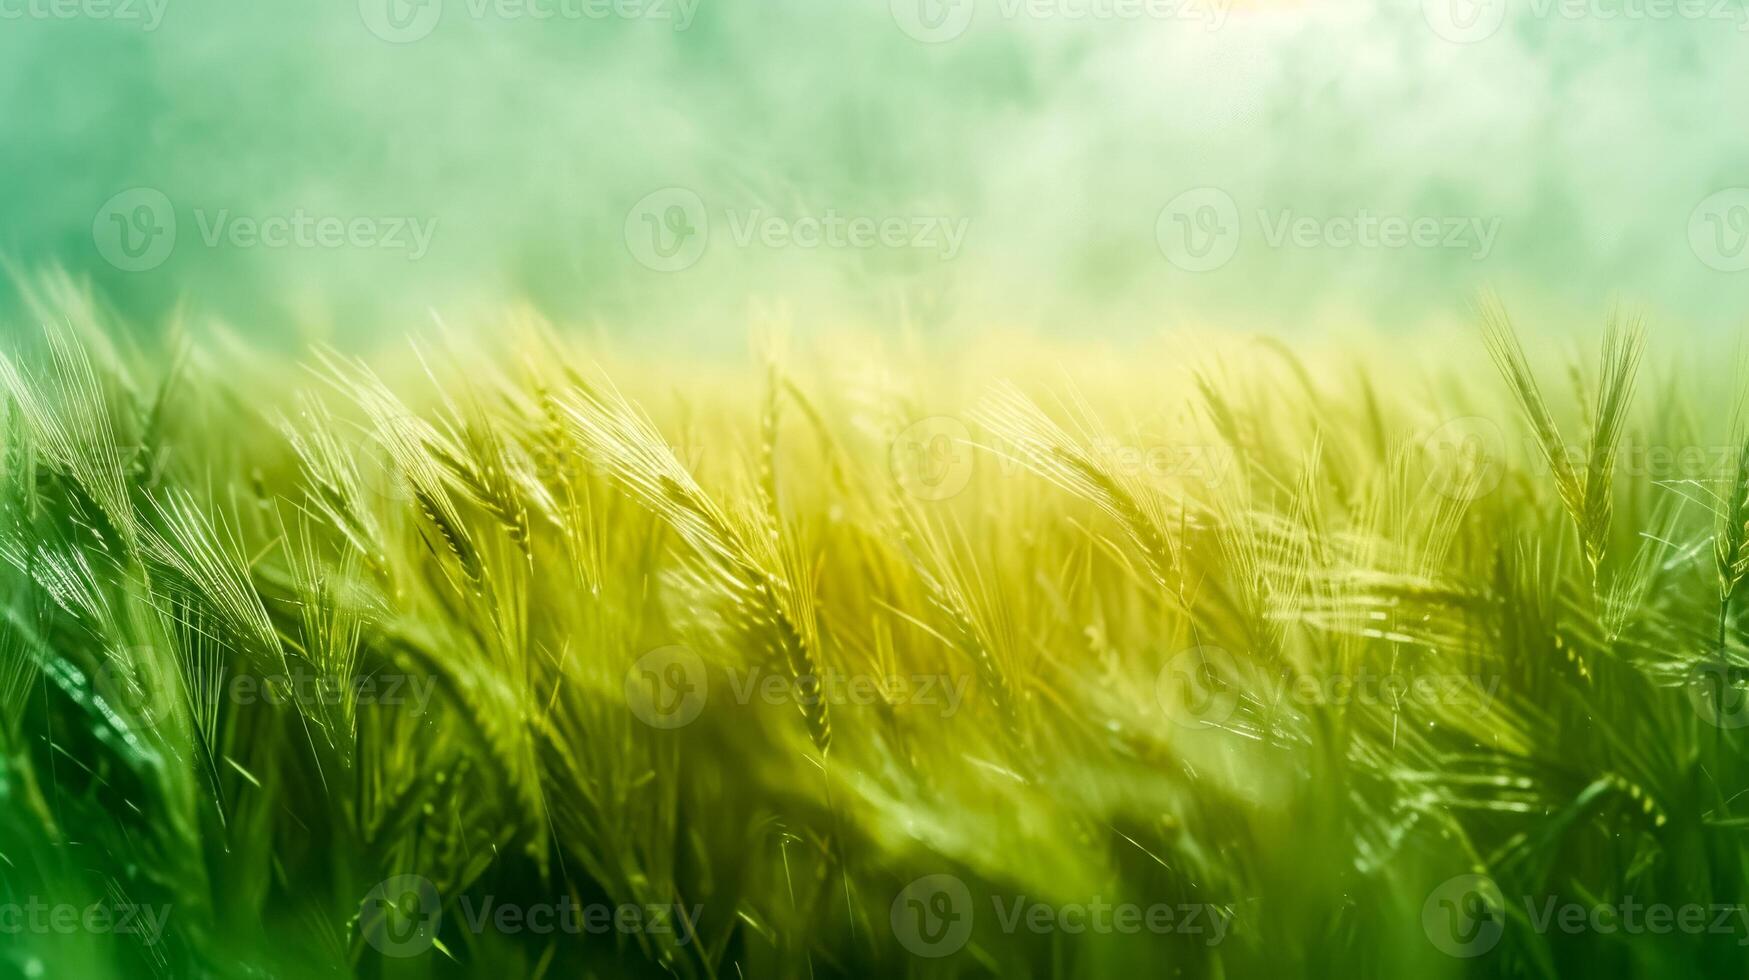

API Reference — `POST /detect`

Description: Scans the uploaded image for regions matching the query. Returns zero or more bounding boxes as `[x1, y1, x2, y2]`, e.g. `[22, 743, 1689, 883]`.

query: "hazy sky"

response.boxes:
[2, 0, 1746, 344]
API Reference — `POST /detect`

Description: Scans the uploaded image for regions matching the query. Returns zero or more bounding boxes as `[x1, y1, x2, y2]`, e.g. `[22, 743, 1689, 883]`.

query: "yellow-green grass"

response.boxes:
[1, 292, 1745, 978]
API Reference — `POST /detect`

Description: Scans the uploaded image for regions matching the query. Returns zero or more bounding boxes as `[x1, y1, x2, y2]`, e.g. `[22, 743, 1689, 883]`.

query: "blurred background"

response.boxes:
[1, 0, 1746, 347]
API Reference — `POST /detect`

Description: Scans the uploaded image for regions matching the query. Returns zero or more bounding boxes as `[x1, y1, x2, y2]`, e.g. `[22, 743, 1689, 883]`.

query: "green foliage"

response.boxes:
[2, 298, 1747, 979]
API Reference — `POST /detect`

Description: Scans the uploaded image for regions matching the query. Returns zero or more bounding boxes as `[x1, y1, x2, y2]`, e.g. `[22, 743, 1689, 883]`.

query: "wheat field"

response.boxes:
[2, 285, 1747, 979]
